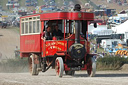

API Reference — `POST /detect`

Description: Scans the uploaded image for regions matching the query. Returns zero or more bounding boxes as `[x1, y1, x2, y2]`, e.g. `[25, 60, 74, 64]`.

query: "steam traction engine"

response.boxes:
[20, 5, 96, 77]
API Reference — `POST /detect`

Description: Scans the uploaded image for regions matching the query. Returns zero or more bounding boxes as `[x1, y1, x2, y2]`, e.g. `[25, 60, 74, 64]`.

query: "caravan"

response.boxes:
[100, 39, 122, 49]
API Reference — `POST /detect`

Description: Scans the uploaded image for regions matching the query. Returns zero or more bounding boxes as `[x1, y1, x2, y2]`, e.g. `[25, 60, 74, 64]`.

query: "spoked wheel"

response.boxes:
[65, 70, 75, 75]
[29, 54, 39, 75]
[55, 57, 64, 77]
[87, 57, 96, 77]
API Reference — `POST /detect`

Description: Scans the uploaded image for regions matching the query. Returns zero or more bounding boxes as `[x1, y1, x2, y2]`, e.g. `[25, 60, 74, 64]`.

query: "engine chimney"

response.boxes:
[74, 4, 81, 43]
[74, 4, 81, 11]
[75, 21, 80, 43]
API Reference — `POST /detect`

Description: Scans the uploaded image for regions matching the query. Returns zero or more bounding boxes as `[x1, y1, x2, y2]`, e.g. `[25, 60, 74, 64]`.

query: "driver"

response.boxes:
[53, 25, 63, 37]
[41, 26, 53, 40]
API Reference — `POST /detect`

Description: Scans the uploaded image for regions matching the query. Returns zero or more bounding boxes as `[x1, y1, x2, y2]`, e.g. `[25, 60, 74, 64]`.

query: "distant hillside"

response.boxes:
[0, 0, 8, 11]
[0, 0, 88, 11]
[90, 0, 128, 13]
[2, 0, 127, 13]
[0, 0, 44, 11]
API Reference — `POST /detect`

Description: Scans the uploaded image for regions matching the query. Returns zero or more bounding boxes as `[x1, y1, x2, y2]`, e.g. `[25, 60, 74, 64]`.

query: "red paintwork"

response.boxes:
[20, 12, 94, 21]
[44, 40, 67, 57]
[64, 64, 70, 71]
[40, 12, 94, 20]
[20, 34, 41, 53]
[56, 59, 60, 75]
[81, 65, 87, 70]
[87, 41, 90, 53]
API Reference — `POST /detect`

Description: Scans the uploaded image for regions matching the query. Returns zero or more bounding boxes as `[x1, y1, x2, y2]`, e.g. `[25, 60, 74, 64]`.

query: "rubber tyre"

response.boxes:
[29, 55, 39, 75]
[55, 57, 64, 77]
[87, 57, 96, 77]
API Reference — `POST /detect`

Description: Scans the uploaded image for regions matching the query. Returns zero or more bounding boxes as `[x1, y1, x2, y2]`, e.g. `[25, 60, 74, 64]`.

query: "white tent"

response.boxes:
[92, 29, 113, 35]
[88, 25, 107, 34]
[112, 20, 128, 34]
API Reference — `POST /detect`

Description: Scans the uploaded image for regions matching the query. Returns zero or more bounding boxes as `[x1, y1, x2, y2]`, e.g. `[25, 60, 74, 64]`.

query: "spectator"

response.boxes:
[14, 46, 19, 57]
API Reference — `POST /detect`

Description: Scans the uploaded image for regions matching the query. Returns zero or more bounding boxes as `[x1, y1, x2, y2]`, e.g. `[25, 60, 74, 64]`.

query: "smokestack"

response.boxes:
[74, 4, 81, 11]
[75, 21, 80, 43]
[74, 4, 81, 43]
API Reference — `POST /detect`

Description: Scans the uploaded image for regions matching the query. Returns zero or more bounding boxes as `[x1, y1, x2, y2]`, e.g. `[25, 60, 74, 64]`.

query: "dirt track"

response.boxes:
[0, 27, 20, 59]
[0, 27, 128, 85]
[0, 69, 128, 85]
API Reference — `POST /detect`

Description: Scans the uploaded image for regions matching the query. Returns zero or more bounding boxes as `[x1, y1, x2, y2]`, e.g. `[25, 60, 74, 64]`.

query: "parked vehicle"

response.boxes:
[100, 39, 122, 49]
[1, 21, 7, 28]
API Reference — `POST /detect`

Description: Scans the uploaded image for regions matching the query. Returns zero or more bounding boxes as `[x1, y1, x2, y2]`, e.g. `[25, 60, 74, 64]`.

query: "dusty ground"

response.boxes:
[0, 27, 20, 60]
[120, 64, 128, 71]
[0, 69, 128, 85]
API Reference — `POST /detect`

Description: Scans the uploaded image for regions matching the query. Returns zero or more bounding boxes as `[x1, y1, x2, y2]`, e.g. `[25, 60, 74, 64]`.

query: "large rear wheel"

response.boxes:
[29, 54, 39, 75]
[87, 57, 96, 77]
[55, 57, 64, 77]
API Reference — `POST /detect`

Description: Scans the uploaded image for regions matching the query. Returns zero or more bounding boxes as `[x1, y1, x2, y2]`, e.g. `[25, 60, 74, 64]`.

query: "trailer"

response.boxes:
[100, 39, 122, 49]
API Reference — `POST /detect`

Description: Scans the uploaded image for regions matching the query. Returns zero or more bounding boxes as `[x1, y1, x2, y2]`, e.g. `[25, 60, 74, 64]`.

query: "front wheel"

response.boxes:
[87, 57, 96, 77]
[28, 54, 39, 75]
[55, 57, 64, 77]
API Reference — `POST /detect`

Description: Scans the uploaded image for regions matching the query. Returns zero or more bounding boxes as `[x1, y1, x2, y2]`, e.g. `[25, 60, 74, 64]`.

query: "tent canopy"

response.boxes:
[112, 20, 128, 34]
